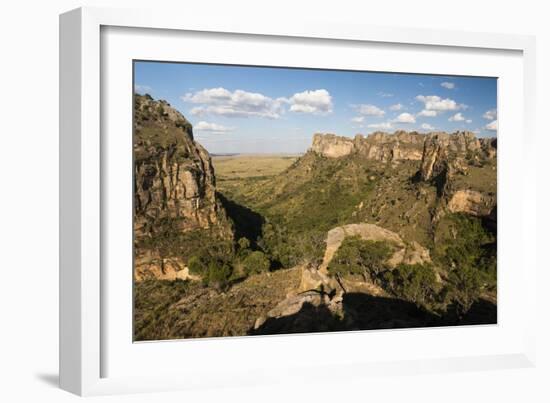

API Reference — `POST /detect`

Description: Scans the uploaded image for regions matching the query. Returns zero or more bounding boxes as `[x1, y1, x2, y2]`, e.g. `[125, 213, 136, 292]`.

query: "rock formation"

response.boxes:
[319, 223, 432, 273]
[419, 131, 496, 182]
[310, 131, 425, 161]
[447, 189, 496, 217]
[133, 94, 233, 281]
[133, 94, 232, 239]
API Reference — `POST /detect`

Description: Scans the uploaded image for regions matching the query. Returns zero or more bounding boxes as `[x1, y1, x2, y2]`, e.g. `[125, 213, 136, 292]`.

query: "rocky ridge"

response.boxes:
[310, 131, 426, 162]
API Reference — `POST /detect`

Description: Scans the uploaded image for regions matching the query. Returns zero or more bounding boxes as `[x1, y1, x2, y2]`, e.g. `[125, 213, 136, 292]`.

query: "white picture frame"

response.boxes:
[59, 6, 537, 396]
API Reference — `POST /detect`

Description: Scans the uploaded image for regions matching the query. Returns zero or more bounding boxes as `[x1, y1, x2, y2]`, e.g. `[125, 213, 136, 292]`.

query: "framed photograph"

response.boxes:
[60, 7, 537, 396]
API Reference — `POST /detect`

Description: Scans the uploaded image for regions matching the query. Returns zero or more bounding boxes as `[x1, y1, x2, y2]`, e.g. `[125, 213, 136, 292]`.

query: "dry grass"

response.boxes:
[212, 154, 299, 179]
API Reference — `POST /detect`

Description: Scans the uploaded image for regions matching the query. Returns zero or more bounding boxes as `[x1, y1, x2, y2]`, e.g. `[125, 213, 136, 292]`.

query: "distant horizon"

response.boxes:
[135, 61, 497, 154]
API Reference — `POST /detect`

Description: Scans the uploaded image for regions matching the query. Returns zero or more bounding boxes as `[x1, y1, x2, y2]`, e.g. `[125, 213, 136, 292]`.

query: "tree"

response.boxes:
[448, 265, 482, 316]
[327, 236, 391, 283]
[389, 263, 439, 307]
[205, 262, 233, 291]
[242, 251, 271, 275]
[237, 237, 251, 252]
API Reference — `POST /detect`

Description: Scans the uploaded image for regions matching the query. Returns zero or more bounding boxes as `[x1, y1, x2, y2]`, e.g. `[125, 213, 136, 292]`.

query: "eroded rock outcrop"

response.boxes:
[134, 94, 232, 238]
[310, 131, 425, 162]
[133, 94, 233, 281]
[447, 189, 496, 217]
[419, 131, 496, 182]
[319, 223, 431, 273]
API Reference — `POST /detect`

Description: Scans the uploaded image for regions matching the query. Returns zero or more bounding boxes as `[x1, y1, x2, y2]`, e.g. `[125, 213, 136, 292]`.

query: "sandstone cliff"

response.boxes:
[310, 131, 425, 162]
[419, 131, 496, 182]
[133, 95, 233, 280]
[417, 131, 497, 221]
[134, 94, 231, 238]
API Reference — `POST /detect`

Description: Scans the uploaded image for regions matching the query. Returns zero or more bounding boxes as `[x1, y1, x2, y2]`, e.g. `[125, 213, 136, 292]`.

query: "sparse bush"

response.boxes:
[237, 237, 251, 253]
[205, 262, 233, 291]
[242, 251, 270, 275]
[187, 256, 207, 276]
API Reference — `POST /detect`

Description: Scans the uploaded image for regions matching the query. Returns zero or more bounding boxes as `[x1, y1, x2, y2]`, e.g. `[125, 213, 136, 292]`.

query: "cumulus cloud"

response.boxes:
[351, 116, 365, 123]
[466, 119, 472, 124]
[377, 92, 394, 98]
[367, 122, 393, 130]
[485, 120, 498, 131]
[441, 82, 455, 89]
[418, 109, 437, 117]
[420, 123, 435, 131]
[182, 87, 286, 119]
[416, 95, 463, 114]
[483, 109, 497, 120]
[448, 112, 466, 122]
[394, 112, 416, 123]
[354, 104, 385, 117]
[390, 103, 403, 111]
[194, 121, 234, 133]
[288, 89, 333, 115]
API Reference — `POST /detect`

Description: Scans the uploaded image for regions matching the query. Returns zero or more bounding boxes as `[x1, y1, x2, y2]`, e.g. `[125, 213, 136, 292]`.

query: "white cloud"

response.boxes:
[466, 119, 472, 124]
[483, 109, 497, 120]
[394, 112, 416, 123]
[389, 103, 403, 111]
[420, 123, 435, 131]
[367, 122, 393, 130]
[448, 112, 466, 122]
[194, 121, 234, 133]
[441, 82, 455, 89]
[485, 120, 498, 131]
[416, 95, 463, 113]
[351, 116, 365, 123]
[377, 92, 394, 98]
[183, 87, 286, 119]
[288, 89, 333, 115]
[418, 109, 438, 117]
[355, 104, 385, 117]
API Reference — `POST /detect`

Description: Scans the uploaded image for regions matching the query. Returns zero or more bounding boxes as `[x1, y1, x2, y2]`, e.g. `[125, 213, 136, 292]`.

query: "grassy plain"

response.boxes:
[212, 154, 299, 179]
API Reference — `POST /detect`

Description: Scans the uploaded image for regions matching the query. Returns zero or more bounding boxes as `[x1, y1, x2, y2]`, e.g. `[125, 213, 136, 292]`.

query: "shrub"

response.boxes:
[187, 256, 207, 276]
[205, 262, 233, 291]
[242, 251, 271, 275]
[327, 236, 392, 283]
[387, 263, 439, 307]
[448, 265, 483, 315]
[238, 237, 251, 251]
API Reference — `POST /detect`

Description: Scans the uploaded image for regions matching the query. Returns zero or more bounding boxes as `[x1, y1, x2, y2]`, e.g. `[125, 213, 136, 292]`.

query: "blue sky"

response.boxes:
[134, 61, 497, 154]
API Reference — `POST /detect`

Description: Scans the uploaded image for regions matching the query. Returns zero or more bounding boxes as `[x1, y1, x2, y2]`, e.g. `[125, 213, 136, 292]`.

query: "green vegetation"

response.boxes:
[435, 213, 496, 288]
[242, 251, 271, 275]
[328, 237, 392, 282]
[384, 263, 440, 309]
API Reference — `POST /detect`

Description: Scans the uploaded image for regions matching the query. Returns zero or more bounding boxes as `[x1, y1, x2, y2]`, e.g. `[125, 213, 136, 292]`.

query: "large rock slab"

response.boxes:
[319, 223, 431, 273]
